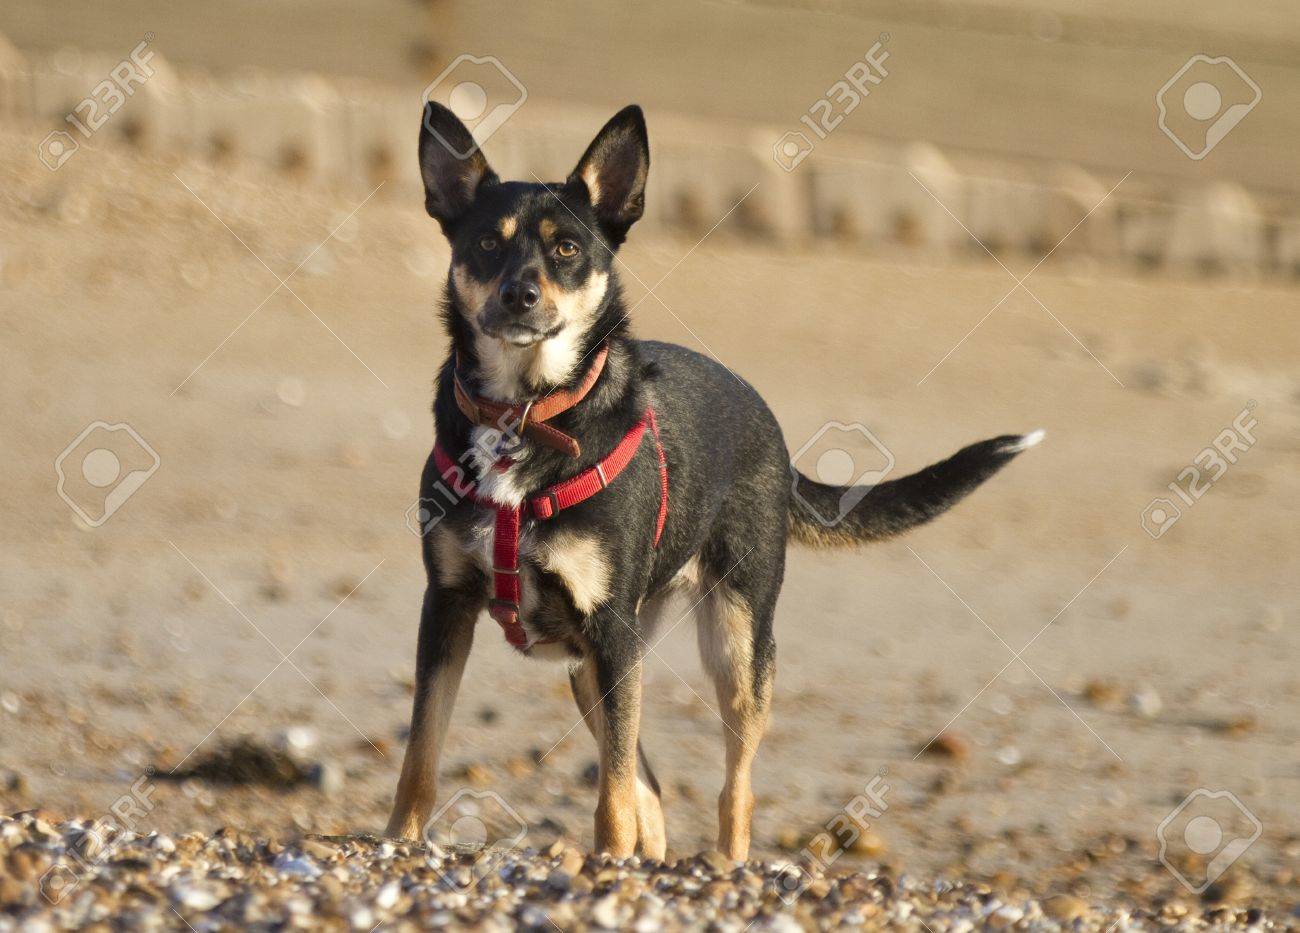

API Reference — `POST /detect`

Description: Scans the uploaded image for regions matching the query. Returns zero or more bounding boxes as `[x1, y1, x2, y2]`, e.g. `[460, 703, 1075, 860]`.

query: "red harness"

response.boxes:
[433, 355, 668, 650]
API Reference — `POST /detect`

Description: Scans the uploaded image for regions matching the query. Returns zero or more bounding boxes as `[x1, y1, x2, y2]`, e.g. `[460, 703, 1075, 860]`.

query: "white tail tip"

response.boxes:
[1005, 428, 1046, 452]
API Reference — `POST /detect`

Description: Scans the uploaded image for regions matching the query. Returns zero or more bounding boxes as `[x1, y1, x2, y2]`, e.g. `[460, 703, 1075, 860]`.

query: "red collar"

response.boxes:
[431, 408, 668, 651]
[452, 346, 609, 458]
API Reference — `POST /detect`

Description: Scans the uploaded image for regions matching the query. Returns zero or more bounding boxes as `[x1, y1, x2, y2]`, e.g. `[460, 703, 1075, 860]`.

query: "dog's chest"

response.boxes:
[436, 462, 612, 651]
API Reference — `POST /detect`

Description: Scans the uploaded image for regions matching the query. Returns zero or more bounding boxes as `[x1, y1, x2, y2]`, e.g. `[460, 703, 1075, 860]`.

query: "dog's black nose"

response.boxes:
[500, 278, 541, 313]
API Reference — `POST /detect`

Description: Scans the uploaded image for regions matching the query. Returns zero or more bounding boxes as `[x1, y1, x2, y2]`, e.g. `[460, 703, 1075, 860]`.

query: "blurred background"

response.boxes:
[1, 0, 1296, 910]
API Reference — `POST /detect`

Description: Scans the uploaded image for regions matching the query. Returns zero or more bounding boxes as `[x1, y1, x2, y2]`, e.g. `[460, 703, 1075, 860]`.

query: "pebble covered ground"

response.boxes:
[1, 812, 1288, 931]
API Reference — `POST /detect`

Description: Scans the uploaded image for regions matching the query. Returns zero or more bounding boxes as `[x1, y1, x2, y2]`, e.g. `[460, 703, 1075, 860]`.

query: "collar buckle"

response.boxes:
[492, 398, 535, 459]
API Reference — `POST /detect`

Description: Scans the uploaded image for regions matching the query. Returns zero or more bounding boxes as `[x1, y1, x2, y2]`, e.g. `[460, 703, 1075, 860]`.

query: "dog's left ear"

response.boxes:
[419, 101, 499, 235]
[568, 105, 649, 244]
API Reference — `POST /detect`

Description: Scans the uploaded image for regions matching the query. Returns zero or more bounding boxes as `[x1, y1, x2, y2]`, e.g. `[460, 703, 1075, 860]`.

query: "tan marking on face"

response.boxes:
[471, 274, 608, 401]
[451, 263, 499, 318]
[537, 531, 611, 614]
[538, 218, 558, 241]
[498, 215, 518, 238]
[538, 270, 609, 325]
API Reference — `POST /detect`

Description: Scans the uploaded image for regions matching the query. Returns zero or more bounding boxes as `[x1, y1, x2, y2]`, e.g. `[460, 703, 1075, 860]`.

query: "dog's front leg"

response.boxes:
[385, 584, 478, 840]
[587, 614, 644, 858]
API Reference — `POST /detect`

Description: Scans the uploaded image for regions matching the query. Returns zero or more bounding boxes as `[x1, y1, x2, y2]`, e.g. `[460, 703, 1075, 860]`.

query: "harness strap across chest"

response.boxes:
[432, 407, 668, 650]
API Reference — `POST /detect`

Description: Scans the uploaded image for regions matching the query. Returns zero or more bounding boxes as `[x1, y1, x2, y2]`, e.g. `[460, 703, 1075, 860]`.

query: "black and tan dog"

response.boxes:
[386, 102, 1042, 859]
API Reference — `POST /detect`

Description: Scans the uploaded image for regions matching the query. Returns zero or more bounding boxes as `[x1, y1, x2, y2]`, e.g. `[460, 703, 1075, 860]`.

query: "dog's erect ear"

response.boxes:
[418, 101, 499, 232]
[568, 105, 649, 242]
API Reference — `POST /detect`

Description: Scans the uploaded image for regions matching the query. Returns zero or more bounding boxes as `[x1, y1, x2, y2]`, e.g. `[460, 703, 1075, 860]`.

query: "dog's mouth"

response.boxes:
[480, 310, 564, 348]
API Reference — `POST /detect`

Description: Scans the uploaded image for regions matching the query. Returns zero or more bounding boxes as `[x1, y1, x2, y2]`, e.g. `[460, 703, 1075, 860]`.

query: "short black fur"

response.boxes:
[386, 102, 1042, 858]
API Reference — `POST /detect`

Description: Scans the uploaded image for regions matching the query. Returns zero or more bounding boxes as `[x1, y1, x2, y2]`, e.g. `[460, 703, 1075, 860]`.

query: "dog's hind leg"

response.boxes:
[697, 576, 776, 861]
[385, 585, 478, 840]
[570, 656, 667, 859]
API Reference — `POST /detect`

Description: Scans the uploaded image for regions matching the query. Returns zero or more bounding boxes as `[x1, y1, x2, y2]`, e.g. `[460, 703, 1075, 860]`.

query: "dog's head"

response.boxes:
[419, 102, 648, 351]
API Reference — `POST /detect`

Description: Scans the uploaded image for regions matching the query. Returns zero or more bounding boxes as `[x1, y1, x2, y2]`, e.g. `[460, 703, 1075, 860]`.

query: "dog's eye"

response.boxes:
[556, 239, 580, 258]
[477, 236, 498, 253]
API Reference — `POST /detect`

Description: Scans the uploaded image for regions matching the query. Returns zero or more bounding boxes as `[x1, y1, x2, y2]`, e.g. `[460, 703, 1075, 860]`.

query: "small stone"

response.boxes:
[505, 756, 534, 778]
[1210, 715, 1257, 736]
[1130, 686, 1162, 719]
[698, 849, 733, 874]
[300, 839, 337, 860]
[272, 851, 322, 879]
[560, 847, 585, 877]
[1043, 894, 1088, 921]
[920, 732, 970, 761]
[591, 893, 628, 928]
[848, 829, 887, 857]
[308, 760, 344, 797]
[1083, 679, 1122, 708]
[170, 882, 222, 911]
[995, 745, 1022, 766]
[0, 769, 27, 794]
[374, 880, 400, 910]
[275, 725, 319, 757]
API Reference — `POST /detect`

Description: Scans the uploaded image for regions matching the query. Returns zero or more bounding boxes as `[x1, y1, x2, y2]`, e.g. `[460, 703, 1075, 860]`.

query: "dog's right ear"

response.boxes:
[418, 101, 498, 233]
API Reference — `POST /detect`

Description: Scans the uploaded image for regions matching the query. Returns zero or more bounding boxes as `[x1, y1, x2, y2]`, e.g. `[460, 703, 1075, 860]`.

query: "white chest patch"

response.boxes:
[465, 426, 532, 507]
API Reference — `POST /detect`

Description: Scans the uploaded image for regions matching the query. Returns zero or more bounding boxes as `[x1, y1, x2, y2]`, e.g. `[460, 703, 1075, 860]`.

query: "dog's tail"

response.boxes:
[788, 430, 1044, 548]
